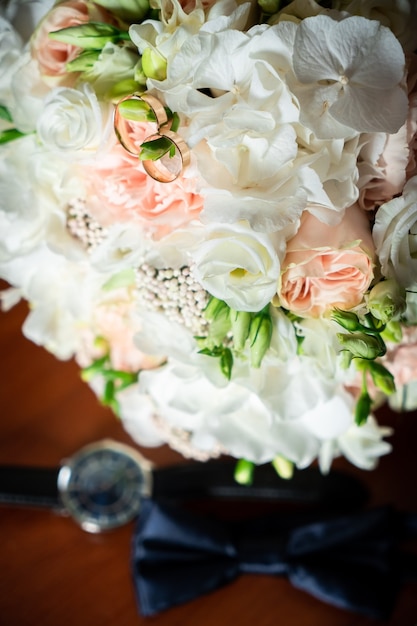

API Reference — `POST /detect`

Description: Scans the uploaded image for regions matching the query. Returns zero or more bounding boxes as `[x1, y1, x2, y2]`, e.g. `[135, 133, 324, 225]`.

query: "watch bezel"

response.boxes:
[57, 439, 153, 533]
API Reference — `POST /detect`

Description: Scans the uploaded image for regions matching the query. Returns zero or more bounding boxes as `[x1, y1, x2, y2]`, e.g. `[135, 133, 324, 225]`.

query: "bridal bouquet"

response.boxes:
[1, 0, 417, 477]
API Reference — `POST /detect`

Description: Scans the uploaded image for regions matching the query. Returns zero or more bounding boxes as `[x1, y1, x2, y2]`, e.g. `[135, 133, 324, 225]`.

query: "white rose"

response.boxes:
[0, 244, 98, 358]
[0, 135, 73, 262]
[1, 0, 55, 43]
[373, 175, 417, 289]
[36, 82, 112, 158]
[191, 221, 282, 312]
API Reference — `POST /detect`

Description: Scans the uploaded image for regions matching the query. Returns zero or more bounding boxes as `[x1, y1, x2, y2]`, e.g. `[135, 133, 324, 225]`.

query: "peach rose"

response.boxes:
[357, 53, 417, 211]
[278, 204, 375, 317]
[82, 122, 204, 239]
[76, 290, 163, 373]
[30, 0, 114, 83]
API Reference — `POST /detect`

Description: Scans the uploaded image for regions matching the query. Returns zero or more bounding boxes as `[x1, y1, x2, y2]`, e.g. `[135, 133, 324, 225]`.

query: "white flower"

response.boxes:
[0, 244, 99, 358]
[319, 416, 393, 472]
[290, 14, 408, 139]
[116, 385, 165, 447]
[373, 175, 417, 289]
[0, 135, 74, 262]
[333, 0, 417, 52]
[137, 353, 366, 468]
[36, 82, 112, 158]
[191, 221, 282, 312]
[129, 0, 250, 66]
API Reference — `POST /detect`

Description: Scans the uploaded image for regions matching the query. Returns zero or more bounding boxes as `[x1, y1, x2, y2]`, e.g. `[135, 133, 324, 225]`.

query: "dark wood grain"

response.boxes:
[1, 284, 416, 626]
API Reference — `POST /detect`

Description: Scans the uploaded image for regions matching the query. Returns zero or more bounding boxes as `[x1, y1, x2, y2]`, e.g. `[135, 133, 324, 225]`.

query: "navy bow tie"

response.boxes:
[131, 499, 417, 619]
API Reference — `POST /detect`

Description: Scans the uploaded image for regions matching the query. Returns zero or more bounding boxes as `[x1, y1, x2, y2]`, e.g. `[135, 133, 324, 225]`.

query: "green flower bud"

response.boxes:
[230, 309, 252, 351]
[66, 49, 101, 72]
[117, 98, 157, 123]
[339, 349, 354, 369]
[258, 0, 281, 14]
[272, 455, 294, 480]
[368, 361, 396, 395]
[337, 332, 386, 359]
[107, 79, 143, 102]
[249, 310, 273, 368]
[93, 0, 149, 21]
[355, 391, 372, 426]
[141, 47, 167, 80]
[367, 279, 406, 324]
[234, 459, 254, 485]
[381, 320, 403, 344]
[220, 347, 233, 380]
[331, 309, 361, 332]
[133, 60, 148, 86]
[49, 22, 128, 49]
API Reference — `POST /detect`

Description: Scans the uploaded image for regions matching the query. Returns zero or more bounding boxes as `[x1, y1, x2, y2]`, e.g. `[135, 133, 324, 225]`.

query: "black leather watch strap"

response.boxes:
[152, 461, 368, 510]
[0, 466, 62, 509]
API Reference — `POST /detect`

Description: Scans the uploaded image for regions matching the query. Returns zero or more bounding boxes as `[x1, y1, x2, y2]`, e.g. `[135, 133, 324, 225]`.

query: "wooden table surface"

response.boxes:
[1, 287, 417, 626]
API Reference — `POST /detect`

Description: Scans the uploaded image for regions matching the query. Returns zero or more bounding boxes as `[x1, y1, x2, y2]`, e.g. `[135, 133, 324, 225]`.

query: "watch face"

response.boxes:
[57, 440, 152, 533]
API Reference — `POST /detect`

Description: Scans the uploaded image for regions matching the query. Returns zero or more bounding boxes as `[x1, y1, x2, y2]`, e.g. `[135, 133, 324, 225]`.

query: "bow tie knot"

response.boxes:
[132, 499, 416, 619]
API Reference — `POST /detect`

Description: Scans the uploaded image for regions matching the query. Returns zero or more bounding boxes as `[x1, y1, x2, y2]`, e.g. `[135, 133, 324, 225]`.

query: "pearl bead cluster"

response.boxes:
[135, 264, 209, 335]
[66, 198, 108, 251]
[66, 199, 210, 336]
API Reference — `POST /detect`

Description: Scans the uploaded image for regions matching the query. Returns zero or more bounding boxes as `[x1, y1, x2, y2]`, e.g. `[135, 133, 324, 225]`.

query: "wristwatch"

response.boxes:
[0, 439, 368, 533]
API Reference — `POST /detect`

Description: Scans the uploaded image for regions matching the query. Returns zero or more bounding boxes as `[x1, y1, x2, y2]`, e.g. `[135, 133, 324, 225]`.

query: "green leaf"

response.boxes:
[249, 308, 273, 368]
[0, 128, 26, 145]
[0, 105, 13, 123]
[80, 355, 108, 381]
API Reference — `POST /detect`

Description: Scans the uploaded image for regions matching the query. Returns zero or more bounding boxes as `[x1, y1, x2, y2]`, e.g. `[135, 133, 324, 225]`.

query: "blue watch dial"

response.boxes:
[58, 440, 152, 532]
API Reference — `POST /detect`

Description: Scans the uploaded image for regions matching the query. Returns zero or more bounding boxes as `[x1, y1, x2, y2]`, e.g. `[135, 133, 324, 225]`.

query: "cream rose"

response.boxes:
[278, 204, 375, 317]
[373, 175, 417, 289]
[36, 82, 111, 156]
[191, 222, 283, 313]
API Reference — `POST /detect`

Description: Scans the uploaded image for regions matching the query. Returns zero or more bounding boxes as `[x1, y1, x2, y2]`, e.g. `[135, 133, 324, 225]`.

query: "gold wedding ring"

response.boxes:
[114, 93, 168, 155]
[114, 93, 190, 183]
[141, 129, 190, 184]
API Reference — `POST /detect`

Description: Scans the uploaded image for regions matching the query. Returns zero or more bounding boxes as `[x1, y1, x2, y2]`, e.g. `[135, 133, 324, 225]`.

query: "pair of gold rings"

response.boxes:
[114, 93, 190, 183]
